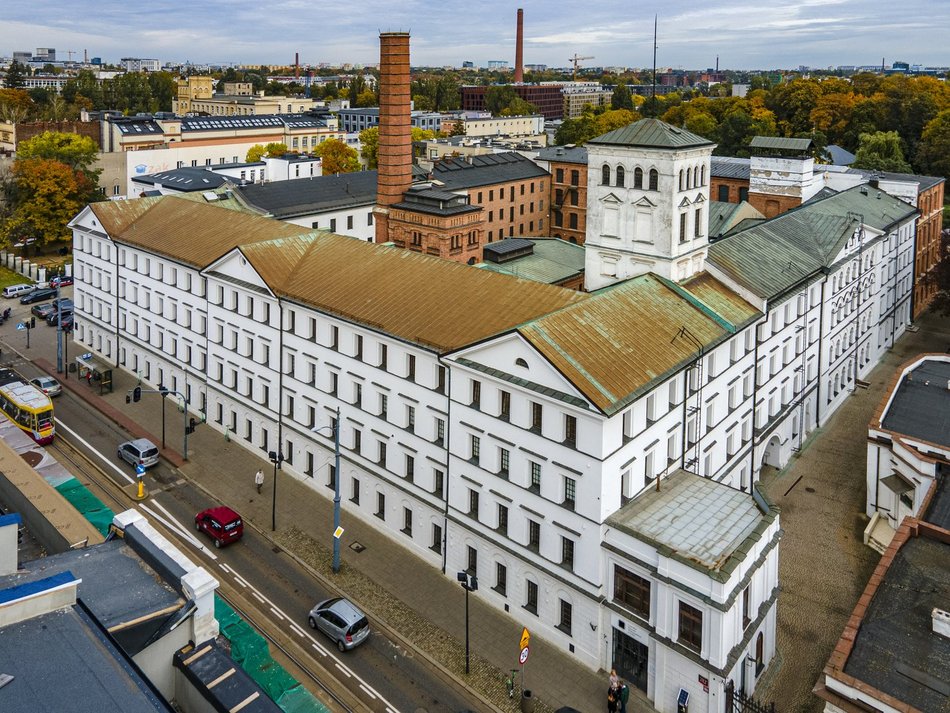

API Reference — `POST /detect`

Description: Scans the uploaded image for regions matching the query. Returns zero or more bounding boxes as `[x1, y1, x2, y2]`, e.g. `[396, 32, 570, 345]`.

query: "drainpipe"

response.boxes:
[113, 240, 121, 368]
[277, 300, 284, 473]
[816, 275, 827, 430]
[440, 357, 451, 575]
[748, 320, 761, 487]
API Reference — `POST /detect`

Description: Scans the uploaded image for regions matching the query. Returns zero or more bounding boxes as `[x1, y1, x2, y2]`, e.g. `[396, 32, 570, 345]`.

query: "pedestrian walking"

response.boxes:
[607, 687, 618, 713]
[254, 468, 264, 494]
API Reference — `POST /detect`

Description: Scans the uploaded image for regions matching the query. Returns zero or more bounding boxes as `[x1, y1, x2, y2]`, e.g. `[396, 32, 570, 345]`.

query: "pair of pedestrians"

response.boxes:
[607, 668, 630, 713]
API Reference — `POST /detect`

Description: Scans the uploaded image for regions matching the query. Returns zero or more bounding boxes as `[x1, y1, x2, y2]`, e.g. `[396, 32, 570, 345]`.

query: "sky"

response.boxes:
[4, 0, 949, 71]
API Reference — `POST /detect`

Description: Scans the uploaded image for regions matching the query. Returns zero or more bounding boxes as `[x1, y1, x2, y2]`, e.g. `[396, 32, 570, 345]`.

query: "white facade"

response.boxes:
[585, 142, 713, 289]
[282, 205, 375, 242]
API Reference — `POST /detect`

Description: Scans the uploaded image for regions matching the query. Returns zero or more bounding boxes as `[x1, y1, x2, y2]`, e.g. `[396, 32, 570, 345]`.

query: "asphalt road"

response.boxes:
[2, 289, 476, 713]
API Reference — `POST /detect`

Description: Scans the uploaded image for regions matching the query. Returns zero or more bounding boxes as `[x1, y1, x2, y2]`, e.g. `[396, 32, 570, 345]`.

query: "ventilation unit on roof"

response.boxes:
[202, 192, 218, 202]
[860, 186, 869, 195]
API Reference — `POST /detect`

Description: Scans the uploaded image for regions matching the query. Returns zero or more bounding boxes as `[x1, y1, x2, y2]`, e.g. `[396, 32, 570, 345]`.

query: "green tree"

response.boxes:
[0, 88, 34, 123]
[111, 72, 154, 113]
[314, 138, 359, 174]
[3, 60, 27, 89]
[347, 75, 366, 106]
[17, 132, 100, 179]
[485, 85, 517, 114]
[148, 72, 178, 112]
[611, 83, 633, 111]
[246, 145, 266, 162]
[358, 127, 379, 168]
[925, 233, 950, 316]
[245, 142, 289, 162]
[852, 131, 912, 172]
[354, 90, 377, 108]
[500, 97, 538, 116]
[916, 109, 950, 179]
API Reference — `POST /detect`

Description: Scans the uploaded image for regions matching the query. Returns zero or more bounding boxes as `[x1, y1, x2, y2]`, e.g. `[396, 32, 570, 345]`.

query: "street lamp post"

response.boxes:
[312, 406, 342, 573]
[456, 571, 478, 674]
[269, 449, 284, 532]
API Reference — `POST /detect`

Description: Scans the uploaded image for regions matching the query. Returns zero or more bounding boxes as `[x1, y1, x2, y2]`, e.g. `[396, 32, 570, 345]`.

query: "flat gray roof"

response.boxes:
[607, 469, 774, 580]
[881, 358, 950, 450]
[0, 606, 173, 712]
[843, 534, 950, 711]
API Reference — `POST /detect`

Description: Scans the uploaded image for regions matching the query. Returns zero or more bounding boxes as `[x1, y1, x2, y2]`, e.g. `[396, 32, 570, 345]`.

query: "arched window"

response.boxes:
[601, 164, 611, 186]
[693, 166, 699, 188]
[634, 167, 643, 189]
[616, 166, 625, 187]
[686, 168, 692, 190]
[679, 169, 684, 191]
[649, 169, 659, 190]
[755, 632, 764, 675]
[700, 165, 706, 185]
[515, 358, 529, 368]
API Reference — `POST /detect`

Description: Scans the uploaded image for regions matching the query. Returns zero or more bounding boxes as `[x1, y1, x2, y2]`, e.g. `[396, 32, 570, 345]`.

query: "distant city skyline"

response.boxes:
[4, 0, 948, 71]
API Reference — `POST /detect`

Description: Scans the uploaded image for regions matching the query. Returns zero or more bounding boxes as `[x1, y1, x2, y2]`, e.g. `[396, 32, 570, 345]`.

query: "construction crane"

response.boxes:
[568, 54, 594, 81]
[65, 50, 77, 62]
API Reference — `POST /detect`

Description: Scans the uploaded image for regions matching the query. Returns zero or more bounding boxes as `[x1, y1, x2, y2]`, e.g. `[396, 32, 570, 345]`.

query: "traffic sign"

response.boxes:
[135, 464, 146, 476]
[520, 627, 530, 650]
[16, 323, 24, 331]
[519, 646, 529, 665]
[333, 526, 345, 539]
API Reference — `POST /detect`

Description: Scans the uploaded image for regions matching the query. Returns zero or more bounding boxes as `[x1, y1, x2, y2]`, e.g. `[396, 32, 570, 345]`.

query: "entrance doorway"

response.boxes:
[612, 628, 648, 692]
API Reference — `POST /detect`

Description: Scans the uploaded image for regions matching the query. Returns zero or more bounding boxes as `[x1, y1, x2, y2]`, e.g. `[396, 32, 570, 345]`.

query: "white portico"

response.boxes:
[584, 119, 716, 289]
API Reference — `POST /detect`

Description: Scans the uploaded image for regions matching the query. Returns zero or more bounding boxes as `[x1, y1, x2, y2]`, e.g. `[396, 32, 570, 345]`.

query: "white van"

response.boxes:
[3, 284, 34, 299]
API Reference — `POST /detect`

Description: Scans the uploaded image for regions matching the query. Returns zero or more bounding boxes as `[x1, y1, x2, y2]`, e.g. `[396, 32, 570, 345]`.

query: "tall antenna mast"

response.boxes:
[651, 15, 658, 112]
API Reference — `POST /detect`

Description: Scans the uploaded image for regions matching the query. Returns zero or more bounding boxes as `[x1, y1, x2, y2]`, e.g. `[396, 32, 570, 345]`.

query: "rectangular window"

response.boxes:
[495, 562, 507, 596]
[471, 379, 481, 407]
[380, 393, 388, 419]
[329, 218, 337, 232]
[407, 354, 416, 381]
[530, 461, 541, 492]
[527, 520, 540, 551]
[355, 334, 363, 360]
[406, 405, 415, 432]
[742, 586, 751, 629]
[405, 454, 414, 481]
[558, 599, 572, 635]
[378, 440, 387, 467]
[499, 447, 510, 476]
[531, 402, 543, 432]
[330, 325, 339, 350]
[402, 507, 413, 536]
[561, 537, 575, 570]
[467, 545, 477, 575]
[375, 492, 386, 520]
[563, 477, 576, 508]
[379, 343, 388, 369]
[431, 523, 442, 553]
[525, 580, 539, 614]
[678, 602, 703, 652]
[564, 415, 577, 446]
[435, 418, 445, 444]
[353, 429, 361, 454]
[434, 469, 444, 499]
[470, 434, 480, 463]
[436, 366, 446, 394]
[469, 489, 479, 517]
[353, 383, 362, 407]
[351, 478, 360, 504]
[500, 390, 511, 420]
[614, 566, 651, 619]
[497, 504, 509, 535]
[680, 212, 687, 243]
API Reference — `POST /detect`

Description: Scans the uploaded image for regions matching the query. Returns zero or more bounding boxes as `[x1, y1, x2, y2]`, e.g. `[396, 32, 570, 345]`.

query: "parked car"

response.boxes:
[46, 308, 73, 326]
[60, 314, 74, 332]
[20, 288, 56, 305]
[195, 506, 244, 548]
[29, 376, 62, 397]
[307, 597, 370, 652]
[117, 438, 160, 469]
[33, 298, 72, 318]
[50, 275, 74, 287]
[3, 284, 34, 299]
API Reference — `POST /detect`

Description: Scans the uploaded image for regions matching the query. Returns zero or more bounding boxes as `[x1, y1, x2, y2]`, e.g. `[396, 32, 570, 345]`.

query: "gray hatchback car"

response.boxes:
[307, 597, 370, 652]
[117, 438, 160, 469]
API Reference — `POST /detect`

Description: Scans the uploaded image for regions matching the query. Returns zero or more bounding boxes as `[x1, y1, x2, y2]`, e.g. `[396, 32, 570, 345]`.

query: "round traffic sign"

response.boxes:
[519, 645, 529, 664]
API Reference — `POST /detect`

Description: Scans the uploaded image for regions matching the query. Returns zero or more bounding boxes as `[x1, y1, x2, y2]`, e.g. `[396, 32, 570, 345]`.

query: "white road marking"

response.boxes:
[269, 607, 285, 621]
[233, 576, 248, 588]
[359, 684, 377, 700]
[251, 591, 265, 603]
[56, 419, 134, 484]
[334, 662, 352, 678]
[289, 623, 307, 638]
[138, 502, 217, 560]
[219, 563, 233, 574]
[311, 643, 327, 657]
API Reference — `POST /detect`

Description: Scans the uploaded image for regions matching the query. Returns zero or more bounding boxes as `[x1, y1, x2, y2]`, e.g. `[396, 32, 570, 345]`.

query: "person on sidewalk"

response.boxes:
[618, 680, 630, 713]
[609, 668, 619, 690]
[254, 468, 264, 494]
[607, 687, 618, 713]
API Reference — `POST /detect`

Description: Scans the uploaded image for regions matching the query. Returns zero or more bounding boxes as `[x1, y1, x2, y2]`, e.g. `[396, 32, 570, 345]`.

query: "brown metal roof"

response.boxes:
[518, 274, 735, 414]
[679, 273, 761, 328]
[240, 231, 587, 352]
[89, 197, 163, 236]
[104, 196, 303, 267]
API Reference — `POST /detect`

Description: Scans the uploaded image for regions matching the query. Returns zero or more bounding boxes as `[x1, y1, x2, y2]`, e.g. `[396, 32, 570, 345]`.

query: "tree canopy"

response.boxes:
[314, 138, 360, 174]
[916, 109, 950, 180]
[245, 142, 290, 162]
[852, 131, 913, 173]
[358, 126, 436, 169]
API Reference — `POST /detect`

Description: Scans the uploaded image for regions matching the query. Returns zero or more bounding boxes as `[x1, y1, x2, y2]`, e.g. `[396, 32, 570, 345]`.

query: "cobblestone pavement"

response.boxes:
[756, 309, 950, 712]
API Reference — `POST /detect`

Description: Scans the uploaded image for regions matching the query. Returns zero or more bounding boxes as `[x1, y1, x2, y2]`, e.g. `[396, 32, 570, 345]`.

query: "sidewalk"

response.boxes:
[37, 359, 639, 713]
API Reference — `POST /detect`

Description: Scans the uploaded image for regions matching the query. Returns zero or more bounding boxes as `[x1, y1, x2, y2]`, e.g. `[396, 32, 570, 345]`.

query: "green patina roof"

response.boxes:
[587, 118, 714, 150]
[475, 238, 585, 285]
[708, 184, 918, 300]
[749, 135, 813, 152]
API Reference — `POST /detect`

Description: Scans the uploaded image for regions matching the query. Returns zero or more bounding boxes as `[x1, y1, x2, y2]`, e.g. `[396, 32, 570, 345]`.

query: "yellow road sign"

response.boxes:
[520, 627, 530, 650]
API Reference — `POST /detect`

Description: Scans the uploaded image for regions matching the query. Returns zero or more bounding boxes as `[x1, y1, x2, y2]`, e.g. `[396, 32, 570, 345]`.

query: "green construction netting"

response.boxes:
[54, 477, 114, 535]
[214, 596, 329, 713]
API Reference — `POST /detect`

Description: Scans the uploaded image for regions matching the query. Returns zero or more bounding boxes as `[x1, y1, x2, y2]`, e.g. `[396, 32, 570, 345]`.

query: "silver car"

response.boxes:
[307, 597, 370, 652]
[30, 376, 62, 398]
[117, 438, 160, 469]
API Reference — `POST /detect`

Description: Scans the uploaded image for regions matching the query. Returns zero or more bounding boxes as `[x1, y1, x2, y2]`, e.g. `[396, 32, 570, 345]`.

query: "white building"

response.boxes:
[68, 117, 919, 713]
[121, 58, 162, 72]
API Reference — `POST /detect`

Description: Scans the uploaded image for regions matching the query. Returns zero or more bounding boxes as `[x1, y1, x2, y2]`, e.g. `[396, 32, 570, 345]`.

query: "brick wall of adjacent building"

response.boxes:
[461, 85, 565, 120]
[466, 176, 548, 243]
[710, 176, 749, 204]
[548, 161, 587, 244]
[387, 206, 485, 264]
[912, 179, 946, 319]
[748, 191, 801, 218]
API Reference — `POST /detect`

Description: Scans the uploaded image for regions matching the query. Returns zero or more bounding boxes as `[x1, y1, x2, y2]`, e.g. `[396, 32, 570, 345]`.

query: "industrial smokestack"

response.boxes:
[295, 52, 300, 79]
[374, 31, 412, 244]
[514, 8, 524, 83]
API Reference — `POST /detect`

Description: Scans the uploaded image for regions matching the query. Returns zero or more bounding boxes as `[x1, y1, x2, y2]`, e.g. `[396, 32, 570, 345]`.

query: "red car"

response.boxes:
[195, 506, 244, 548]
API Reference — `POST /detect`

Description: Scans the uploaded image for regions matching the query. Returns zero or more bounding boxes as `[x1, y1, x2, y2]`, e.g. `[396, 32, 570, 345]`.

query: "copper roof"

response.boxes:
[518, 275, 740, 414]
[240, 231, 587, 352]
[679, 273, 761, 328]
[98, 196, 302, 267]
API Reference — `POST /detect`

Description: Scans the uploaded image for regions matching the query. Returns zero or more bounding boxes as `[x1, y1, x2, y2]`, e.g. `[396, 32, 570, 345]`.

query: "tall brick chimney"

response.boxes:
[374, 32, 412, 244]
[514, 9, 524, 83]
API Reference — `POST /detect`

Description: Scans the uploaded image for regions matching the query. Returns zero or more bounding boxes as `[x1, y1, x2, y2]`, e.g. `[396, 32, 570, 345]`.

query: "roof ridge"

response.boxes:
[656, 274, 738, 333]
